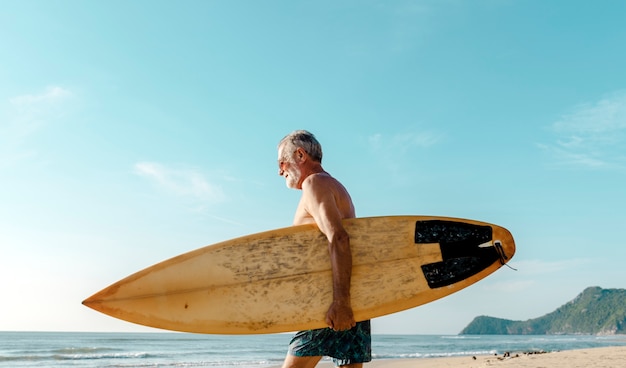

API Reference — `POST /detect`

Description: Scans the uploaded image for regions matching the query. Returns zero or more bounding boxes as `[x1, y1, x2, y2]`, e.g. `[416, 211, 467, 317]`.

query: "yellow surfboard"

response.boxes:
[83, 216, 515, 334]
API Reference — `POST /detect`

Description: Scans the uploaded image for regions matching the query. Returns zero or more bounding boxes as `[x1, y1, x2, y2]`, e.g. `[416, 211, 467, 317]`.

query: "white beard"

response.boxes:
[284, 166, 301, 189]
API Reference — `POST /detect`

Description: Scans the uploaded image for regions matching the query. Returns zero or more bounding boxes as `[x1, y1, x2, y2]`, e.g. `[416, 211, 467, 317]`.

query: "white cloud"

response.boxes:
[9, 86, 72, 108]
[134, 162, 226, 204]
[541, 91, 626, 169]
[399, 131, 442, 148]
[369, 130, 442, 152]
[1, 86, 73, 167]
[367, 129, 443, 184]
[552, 92, 626, 134]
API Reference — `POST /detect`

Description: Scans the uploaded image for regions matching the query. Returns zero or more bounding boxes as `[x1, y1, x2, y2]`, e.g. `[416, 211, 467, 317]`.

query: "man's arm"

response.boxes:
[301, 175, 356, 331]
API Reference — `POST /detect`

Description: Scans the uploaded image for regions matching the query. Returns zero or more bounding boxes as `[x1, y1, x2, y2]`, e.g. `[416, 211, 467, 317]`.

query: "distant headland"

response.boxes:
[461, 286, 626, 335]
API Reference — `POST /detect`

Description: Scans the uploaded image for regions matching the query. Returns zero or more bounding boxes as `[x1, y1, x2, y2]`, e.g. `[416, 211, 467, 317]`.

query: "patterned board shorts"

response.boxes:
[287, 320, 372, 366]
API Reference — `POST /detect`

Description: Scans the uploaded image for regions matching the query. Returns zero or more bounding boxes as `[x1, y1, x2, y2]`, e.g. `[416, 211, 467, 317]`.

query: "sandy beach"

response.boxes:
[314, 346, 626, 368]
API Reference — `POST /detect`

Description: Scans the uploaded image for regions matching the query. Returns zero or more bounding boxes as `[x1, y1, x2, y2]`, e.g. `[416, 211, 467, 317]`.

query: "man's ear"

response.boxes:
[295, 147, 307, 162]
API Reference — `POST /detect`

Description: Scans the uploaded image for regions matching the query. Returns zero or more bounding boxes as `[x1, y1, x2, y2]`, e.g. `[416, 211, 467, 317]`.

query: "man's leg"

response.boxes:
[281, 354, 322, 368]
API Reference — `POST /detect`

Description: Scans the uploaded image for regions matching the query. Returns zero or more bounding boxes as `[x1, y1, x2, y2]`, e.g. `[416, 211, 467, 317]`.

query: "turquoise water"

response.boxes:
[1, 332, 625, 367]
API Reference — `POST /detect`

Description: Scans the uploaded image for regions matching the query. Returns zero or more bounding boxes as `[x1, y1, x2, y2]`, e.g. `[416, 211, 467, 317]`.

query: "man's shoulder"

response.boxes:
[302, 172, 351, 201]
[302, 173, 343, 196]
[304, 172, 338, 186]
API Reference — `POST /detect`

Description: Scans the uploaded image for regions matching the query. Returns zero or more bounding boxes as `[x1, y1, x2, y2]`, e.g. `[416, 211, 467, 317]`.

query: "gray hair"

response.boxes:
[279, 130, 323, 163]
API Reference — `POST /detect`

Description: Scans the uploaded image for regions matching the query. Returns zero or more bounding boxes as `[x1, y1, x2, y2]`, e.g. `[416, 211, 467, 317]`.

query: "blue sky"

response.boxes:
[1, 0, 625, 335]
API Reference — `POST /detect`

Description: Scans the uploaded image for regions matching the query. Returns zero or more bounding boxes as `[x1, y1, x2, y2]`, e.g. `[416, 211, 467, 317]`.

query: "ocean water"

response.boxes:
[1, 332, 626, 367]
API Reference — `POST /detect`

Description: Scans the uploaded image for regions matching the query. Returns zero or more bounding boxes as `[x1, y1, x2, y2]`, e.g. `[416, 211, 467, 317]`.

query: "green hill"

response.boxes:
[460, 287, 626, 335]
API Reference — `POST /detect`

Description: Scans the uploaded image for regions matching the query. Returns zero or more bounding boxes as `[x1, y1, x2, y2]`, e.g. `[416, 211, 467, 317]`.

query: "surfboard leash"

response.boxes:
[494, 241, 518, 271]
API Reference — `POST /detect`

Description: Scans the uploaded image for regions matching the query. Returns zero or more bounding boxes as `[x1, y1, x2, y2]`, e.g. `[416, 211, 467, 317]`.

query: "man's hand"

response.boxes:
[325, 300, 356, 331]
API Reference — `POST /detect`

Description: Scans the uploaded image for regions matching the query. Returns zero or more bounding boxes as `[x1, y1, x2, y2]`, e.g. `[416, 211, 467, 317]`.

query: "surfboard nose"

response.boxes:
[82, 287, 113, 313]
[82, 293, 101, 310]
[82, 296, 95, 307]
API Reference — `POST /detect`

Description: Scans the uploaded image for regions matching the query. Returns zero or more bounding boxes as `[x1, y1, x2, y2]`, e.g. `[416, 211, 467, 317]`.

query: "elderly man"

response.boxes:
[277, 130, 371, 368]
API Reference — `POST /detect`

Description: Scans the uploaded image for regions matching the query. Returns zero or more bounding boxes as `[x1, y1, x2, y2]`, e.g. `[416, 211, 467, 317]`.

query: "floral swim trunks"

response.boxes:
[287, 320, 371, 366]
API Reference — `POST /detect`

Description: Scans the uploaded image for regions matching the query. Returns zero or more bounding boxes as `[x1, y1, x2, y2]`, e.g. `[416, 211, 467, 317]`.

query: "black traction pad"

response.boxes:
[415, 220, 499, 289]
